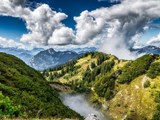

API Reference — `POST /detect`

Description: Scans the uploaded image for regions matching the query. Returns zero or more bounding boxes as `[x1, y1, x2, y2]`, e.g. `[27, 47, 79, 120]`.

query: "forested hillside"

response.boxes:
[0, 53, 82, 119]
[44, 52, 160, 120]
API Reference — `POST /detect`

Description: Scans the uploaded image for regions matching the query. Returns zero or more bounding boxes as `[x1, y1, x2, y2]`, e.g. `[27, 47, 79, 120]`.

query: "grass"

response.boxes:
[107, 75, 157, 119]
[58, 55, 97, 83]
[113, 60, 129, 71]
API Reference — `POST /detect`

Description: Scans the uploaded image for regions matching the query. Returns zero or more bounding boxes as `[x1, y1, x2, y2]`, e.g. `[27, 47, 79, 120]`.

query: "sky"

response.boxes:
[0, 0, 117, 40]
[0, 16, 27, 40]
[0, 0, 160, 59]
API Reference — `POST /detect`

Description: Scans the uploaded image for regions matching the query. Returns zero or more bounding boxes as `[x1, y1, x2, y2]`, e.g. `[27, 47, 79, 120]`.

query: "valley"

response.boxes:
[0, 51, 160, 120]
[44, 52, 160, 120]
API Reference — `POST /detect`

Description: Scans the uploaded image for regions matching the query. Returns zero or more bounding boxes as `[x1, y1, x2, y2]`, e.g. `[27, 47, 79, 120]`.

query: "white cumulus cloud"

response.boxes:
[74, 0, 160, 59]
[0, 0, 74, 46]
[74, 10, 107, 44]
[48, 27, 75, 45]
[0, 37, 26, 49]
[20, 4, 69, 45]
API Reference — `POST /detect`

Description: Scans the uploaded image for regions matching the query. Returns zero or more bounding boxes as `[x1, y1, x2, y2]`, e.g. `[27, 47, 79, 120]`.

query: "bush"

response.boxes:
[152, 111, 160, 120]
[94, 72, 118, 99]
[152, 92, 160, 120]
[147, 62, 160, 79]
[154, 92, 160, 103]
[97, 54, 108, 65]
[91, 62, 96, 69]
[104, 89, 112, 100]
[0, 92, 21, 118]
[143, 80, 150, 88]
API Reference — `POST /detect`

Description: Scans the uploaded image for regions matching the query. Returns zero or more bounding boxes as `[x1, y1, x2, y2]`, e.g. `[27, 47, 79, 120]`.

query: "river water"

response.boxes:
[60, 94, 109, 120]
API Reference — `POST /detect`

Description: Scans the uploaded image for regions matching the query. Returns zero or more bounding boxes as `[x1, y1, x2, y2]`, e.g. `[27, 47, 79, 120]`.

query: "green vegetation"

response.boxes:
[44, 52, 160, 120]
[147, 62, 160, 79]
[96, 53, 109, 65]
[152, 92, 160, 120]
[0, 92, 21, 118]
[43, 58, 81, 81]
[94, 70, 120, 100]
[91, 62, 96, 69]
[45, 52, 121, 100]
[3, 50, 160, 120]
[0, 53, 82, 119]
[143, 80, 150, 88]
[117, 55, 157, 84]
[73, 53, 116, 99]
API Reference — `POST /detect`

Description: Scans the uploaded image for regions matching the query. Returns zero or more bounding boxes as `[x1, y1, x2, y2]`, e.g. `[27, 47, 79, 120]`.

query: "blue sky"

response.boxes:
[33, 0, 118, 28]
[0, 0, 159, 44]
[0, 0, 117, 40]
[0, 0, 160, 41]
[0, 16, 27, 40]
[141, 28, 160, 44]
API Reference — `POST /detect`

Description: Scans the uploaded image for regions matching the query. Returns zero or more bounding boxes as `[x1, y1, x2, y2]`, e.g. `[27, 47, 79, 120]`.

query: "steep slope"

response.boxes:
[44, 52, 160, 120]
[30, 48, 79, 70]
[0, 53, 82, 119]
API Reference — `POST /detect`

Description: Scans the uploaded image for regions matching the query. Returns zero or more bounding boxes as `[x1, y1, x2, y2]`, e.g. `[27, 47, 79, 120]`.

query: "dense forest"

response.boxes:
[0, 53, 82, 119]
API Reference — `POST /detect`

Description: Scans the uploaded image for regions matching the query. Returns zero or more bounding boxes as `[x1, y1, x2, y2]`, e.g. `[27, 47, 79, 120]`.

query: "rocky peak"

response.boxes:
[47, 48, 56, 54]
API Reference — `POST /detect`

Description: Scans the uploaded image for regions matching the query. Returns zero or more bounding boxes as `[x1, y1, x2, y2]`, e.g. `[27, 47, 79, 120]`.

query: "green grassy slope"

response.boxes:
[44, 52, 160, 120]
[0, 53, 82, 119]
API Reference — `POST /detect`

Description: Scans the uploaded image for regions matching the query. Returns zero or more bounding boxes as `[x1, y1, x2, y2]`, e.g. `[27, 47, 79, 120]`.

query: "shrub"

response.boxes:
[117, 55, 156, 84]
[152, 92, 160, 120]
[147, 62, 160, 79]
[143, 80, 150, 88]
[104, 89, 112, 100]
[91, 62, 96, 69]
[0, 92, 21, 118]
[152, 111, 160, 120]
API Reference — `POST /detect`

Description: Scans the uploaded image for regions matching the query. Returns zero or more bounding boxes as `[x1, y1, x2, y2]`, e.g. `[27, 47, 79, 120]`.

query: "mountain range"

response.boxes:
[0, 47, 97, 70]
[131, 45, 160, 55]
[0, 45, 160, 71]
[30, 48, 80, 70]
[0, 47, 44, 65]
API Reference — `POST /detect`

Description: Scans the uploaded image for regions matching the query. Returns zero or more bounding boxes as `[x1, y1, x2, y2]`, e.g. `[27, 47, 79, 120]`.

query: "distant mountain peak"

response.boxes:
[30, 48, 80, 70]
[143, 45, 159, 49]
[131, 45, 160, 55]
[47, 48, 56, 54]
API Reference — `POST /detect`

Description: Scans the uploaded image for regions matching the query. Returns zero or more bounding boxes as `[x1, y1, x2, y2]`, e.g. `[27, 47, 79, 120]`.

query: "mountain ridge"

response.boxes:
[44, 52, 160, 120]
[30, 48, 80, 70]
